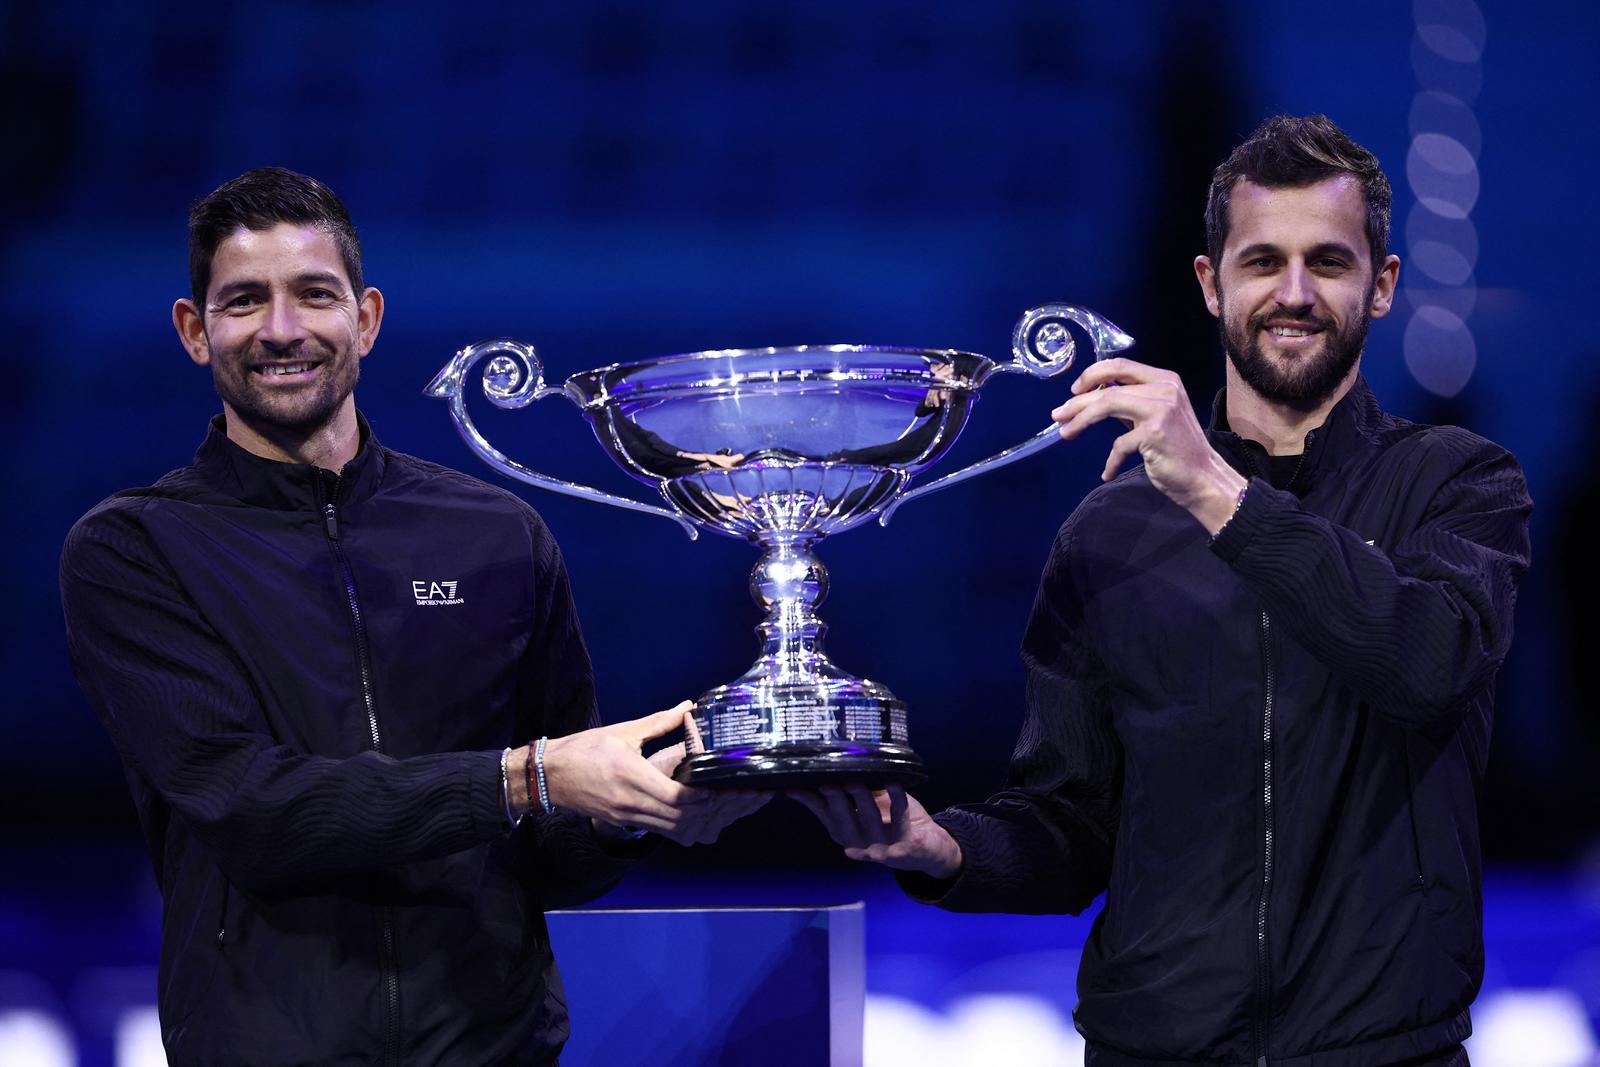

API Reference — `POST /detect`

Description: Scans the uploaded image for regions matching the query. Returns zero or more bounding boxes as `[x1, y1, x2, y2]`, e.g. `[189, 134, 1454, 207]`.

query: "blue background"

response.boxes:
[3, 1, 1597, 1062]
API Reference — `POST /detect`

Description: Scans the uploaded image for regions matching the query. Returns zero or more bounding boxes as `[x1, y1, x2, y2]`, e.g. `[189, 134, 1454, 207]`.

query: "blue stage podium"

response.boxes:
[546, 903, 865, 1066]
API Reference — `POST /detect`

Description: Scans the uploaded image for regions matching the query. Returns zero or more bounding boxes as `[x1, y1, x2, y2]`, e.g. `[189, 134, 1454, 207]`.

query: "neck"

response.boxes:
[222, 400, 361, 472]
[1223, 361, 1359, 456]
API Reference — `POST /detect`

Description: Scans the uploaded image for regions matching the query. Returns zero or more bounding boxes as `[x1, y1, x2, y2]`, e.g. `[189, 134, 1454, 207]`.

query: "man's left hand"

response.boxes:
[607, 741, 771, 846]
[1052, 358, 1247, 535]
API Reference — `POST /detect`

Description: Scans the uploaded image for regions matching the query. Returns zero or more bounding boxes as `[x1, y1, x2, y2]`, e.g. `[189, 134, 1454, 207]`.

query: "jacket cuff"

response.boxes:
[467, 748, 514, 840]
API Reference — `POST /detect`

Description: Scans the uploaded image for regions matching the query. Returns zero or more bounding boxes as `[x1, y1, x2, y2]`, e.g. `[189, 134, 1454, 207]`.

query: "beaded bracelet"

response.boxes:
[535, 736, 553, 815]
[1210, 482, 1250, 543]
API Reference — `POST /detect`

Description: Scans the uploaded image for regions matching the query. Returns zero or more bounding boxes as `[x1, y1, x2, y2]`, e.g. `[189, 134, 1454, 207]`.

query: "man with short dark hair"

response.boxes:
[61, 166, 766, 1066]
[796, 115, 1531, 1065]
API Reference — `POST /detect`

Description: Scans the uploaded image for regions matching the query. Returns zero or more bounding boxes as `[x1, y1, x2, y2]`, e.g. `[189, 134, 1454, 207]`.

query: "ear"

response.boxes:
[1368, 254, 1401, 320]
[1194, 255, 1221, 318]
[356, 287, 384, 357]
[173, 299, 210, 366]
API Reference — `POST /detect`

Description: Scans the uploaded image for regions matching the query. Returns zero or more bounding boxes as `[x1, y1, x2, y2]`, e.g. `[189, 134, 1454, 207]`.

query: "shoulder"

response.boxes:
[1051, 466, 1164, 550]
[1368, 415, 1527, 494]
[376, 447, 561, 543]
[61, 488, 183, 596]
[62, 464, 211, 572]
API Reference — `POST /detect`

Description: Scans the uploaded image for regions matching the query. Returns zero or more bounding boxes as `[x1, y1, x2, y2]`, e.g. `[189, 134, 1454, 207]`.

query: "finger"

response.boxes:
[683, 712, 705, 755]
[886, 785, 909, 831]
[1103, 429, 1142, 482]
[817, 787, 866, 847]
[1054, 382, 1167, 436]
[844, 785, 888, 845]
[614, 701, 696, 746]
[646, 742, 687, 777]
[1070, 357, 1173, 394]
[617, 760, 711, 817]
[786, 789, 834, 827]
[716, 792, 772, 823]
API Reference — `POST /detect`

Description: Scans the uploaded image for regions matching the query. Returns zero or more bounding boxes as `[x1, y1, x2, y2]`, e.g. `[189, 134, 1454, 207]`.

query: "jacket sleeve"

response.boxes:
[1209, 431, 1532, 731]
[60, 502, 507, 894]
[897, 518, 1120, 915]
[508, 515, 645, 906]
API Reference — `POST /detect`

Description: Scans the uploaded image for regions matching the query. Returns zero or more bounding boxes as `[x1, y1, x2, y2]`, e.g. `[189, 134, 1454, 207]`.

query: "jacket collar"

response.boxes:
[1206, 374, 1381, 492]
[192, 411, 388, 511]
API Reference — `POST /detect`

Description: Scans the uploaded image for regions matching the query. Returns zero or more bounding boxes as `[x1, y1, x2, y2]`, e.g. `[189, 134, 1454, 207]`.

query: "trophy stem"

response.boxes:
[749, 533, 832, 682]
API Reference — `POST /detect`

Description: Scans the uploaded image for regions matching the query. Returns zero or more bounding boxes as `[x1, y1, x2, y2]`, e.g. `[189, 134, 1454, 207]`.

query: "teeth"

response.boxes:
[1269, 328, 1313, 337]
[264, 363, 315, 376]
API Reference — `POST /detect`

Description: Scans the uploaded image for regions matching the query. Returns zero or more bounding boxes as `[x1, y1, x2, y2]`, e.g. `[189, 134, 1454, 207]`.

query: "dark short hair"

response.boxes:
[187, 166, 363, 306]
[1204, 114, 1391, 270]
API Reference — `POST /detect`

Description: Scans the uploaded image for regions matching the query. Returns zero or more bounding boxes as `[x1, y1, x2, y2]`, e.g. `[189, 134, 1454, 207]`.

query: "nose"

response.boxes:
[257, 295, 308, 350]
[1274, 260, 1314, 311]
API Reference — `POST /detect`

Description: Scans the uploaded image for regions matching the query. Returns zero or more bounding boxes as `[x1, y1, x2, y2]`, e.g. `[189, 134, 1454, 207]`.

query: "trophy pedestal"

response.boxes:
[676, 535, 927, 788]
[678, 677, 925, 788]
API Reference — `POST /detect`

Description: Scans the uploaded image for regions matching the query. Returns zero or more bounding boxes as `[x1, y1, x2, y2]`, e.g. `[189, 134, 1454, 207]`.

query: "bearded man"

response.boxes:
[795, 115, 1532, 1066]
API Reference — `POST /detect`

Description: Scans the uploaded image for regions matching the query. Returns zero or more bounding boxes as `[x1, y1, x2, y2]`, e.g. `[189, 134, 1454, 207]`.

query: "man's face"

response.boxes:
[1196, 176, 1399, 412]
[177, 223, 379, 439]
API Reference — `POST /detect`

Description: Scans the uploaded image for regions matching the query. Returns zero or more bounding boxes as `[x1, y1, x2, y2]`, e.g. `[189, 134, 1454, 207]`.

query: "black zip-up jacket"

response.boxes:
[902, 377, 1531, 1066]
[61, 416, 644, 1066]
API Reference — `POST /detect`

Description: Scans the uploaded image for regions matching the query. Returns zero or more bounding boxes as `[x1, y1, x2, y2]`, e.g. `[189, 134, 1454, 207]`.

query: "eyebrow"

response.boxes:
[1233, 241, 1362, 262]
[210, 271, 350, 303]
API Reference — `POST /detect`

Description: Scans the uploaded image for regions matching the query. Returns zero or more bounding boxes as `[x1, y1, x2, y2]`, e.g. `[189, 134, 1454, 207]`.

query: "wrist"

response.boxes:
[918, 825, 964, 880]
[538, 735, 565, 811]
[1192, 464, 1250, 537]
[504, 746, 533, 819]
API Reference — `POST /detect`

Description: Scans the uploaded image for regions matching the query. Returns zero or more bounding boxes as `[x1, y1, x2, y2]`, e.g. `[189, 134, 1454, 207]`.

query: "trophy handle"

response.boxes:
[878, 305, 1134, 525]
[425, 338, 700, 539]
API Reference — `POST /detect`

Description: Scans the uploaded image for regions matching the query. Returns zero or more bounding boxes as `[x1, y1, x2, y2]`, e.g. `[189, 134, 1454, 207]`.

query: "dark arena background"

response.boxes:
[4, 3, 1598, 1064]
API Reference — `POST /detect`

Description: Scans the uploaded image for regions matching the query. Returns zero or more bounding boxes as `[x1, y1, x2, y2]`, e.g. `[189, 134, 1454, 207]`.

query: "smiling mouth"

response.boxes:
[254, 361, 320, 377]
[1261, 322, 1326, 344]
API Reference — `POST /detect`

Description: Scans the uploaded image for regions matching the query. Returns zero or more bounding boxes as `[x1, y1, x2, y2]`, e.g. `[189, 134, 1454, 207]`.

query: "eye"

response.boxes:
[224, 293, 261, 309]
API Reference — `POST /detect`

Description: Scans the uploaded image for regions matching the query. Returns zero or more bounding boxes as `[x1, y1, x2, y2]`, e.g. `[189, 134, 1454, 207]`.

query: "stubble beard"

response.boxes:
[211, 342, 361, 438]
[1218, 284, 1373, 414]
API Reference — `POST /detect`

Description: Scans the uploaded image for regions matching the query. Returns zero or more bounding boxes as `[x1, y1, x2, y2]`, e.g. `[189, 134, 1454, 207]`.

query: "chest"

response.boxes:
[149, 497, 537, 757]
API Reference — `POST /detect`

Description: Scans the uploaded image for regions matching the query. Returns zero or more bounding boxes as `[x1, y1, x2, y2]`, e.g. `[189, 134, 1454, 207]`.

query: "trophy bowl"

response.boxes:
[427, 305, 1133, 787]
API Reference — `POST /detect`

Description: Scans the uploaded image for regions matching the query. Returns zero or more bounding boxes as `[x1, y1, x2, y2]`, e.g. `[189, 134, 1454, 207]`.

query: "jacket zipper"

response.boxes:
[1236, 437, 1310, 1067]
[321, 479, 401, 1067]
[1254, 608, 1276, 1067]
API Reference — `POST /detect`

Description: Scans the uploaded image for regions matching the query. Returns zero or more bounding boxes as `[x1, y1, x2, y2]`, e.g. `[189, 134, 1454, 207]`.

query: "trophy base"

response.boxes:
[679, 674, 925, 789]
[673, 742, 926, 789]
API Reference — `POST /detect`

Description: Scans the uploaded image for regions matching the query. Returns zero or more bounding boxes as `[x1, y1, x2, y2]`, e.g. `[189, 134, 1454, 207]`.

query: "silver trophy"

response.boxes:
[427, 305, 1132, 787]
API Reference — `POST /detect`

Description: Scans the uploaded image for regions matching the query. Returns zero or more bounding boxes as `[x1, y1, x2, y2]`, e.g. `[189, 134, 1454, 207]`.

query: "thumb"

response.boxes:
[614, 701, 695, 746]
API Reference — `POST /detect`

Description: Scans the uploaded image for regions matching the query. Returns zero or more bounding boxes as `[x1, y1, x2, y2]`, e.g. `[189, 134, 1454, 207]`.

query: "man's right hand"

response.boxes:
[541, 703, 712, 835]
[540, 702, 771, 846]
[788, 785, 963, 879]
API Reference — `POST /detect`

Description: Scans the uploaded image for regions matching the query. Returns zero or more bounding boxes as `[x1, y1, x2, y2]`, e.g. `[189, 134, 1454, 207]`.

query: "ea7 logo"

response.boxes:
[412, 580, 464, 607]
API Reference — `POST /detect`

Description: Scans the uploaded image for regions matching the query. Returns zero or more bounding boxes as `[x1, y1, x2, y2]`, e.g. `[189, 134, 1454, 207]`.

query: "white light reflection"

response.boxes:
[114, 1007, 165, 1067]
[1404, 305, 1477, 398]
[1405, 0, 1483, 397]
[1468, 989, 1598, 1067]
[0, 1010, 75, 1067]
[1407, 133, 1480, 219]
